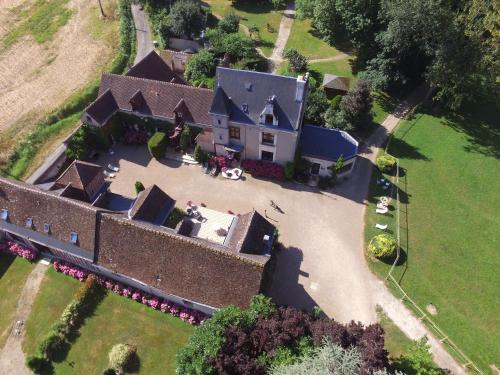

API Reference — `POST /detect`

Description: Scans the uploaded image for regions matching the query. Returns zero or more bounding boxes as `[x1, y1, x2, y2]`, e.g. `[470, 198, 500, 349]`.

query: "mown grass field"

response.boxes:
[23, 268, 194, 374]
[0, 254, 34, 348]
[205, 0, 283, 56]
[2, 0, 73, 47]
[285, 18, 342, 60]
[364, 100, 500, 373]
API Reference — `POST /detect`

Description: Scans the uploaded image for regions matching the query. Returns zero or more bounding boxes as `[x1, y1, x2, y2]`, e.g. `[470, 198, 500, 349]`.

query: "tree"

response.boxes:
[134, 181, 145, 195]
[180, 126, 191, 151]
[336, 80, 373, 131]
[305, 89, 329, 124]
[328, 154, 344, 185]
[395, 337, 444, 375]
[283, 49, 308, 72]
[206, 29, 255, 61]
[295, 0, 316, 19]
[185, 50, 216, 84]
[312, 0, 346, 45]
[168, 0, 205, 39]
[193, 144, 203, 163]
[219, 10, 240, 34]
[65, 126, 88, 160]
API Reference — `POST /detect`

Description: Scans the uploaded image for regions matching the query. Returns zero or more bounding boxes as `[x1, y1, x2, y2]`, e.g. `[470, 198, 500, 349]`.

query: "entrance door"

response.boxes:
[310, 162, 321, 175]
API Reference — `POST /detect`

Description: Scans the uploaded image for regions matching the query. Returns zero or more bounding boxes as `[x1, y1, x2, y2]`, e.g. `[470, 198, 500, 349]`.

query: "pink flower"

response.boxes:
[132, 291, 142, 301]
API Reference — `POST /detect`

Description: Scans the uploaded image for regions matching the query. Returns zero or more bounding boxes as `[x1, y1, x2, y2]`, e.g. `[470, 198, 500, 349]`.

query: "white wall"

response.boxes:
[303, 156, 356, 177]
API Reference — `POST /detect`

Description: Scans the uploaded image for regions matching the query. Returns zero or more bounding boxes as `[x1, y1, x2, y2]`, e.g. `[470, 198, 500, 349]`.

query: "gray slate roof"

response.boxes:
[213, 67, 307, 132]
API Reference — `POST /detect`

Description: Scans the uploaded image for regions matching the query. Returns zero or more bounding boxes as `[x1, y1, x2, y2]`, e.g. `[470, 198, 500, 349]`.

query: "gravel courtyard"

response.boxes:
[96, 144, 378, 324]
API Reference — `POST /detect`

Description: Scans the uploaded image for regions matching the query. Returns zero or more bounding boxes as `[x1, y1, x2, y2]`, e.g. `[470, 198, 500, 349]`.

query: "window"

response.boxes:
[262, 132, 274, 145]
[25, 217, 33, 228]
[261, 150, 274, 162]
[217, 119, 221, 125]
[69, 232, 78, 244]
[229, 126, 240, 140]
[265, 114, 274, 124]
[43, 224, 51, 234]
[0, 209, 8, 221]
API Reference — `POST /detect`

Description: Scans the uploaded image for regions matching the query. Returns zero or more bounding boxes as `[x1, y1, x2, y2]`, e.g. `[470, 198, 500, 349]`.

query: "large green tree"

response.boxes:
[168, 0, 205, 38]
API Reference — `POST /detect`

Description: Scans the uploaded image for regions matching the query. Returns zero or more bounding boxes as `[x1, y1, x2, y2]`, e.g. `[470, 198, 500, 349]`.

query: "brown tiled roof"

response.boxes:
[84, 89, 119, 125]
[54, 160, 104, 200]
[126, 50, 187, 84]
[0, 177, 98, 256]
[227, 210, 275, 255]
[97, 213, 270, 308]
[129, 185, 175, 225]
[322, 74, 350, 91]
[97, 73, 214, 126]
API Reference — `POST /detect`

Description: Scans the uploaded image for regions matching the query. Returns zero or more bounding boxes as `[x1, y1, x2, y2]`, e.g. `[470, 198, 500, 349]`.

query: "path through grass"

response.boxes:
[2, 0, 73, 47]
[365, 100, 500, 373]
[0, 254, 35, 348]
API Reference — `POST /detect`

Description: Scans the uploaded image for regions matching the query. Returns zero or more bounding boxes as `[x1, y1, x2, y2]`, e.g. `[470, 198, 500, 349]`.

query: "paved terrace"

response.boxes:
[95, 143, 377, 324]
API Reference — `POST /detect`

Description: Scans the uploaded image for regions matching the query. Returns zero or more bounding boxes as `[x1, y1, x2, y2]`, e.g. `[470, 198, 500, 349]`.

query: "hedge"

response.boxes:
[148, 132, 167, 159]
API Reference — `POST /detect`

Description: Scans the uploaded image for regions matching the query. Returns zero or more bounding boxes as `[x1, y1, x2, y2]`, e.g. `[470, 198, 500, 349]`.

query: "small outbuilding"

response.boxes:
[322, 74, 350, 98]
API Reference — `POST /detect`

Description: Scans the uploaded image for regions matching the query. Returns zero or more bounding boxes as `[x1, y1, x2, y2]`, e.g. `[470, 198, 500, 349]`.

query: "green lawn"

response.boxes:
[285, 18, 341, 60]
[377, 307, 413, 361]
[0, 254, 35, 348]
[309, 58, 355, 80]
[23, 268, 81, 356]
[206, 0, 283, 56]
[2, 0, 73, 47]
[52, 292, 194, 374]
[23, 268, 194, 374]
[364, 101, 500, 373]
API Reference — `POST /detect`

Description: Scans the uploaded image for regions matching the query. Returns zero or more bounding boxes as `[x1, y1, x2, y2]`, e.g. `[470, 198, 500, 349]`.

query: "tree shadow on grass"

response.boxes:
[233, 0, 278, 15]
[441, 101, 500, 159]
[388, 137, 430, 161]
[0, 253, 15, 279]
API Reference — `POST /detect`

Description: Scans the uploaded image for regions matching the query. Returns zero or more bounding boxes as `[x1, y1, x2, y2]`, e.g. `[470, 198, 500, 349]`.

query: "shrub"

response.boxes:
[180, 126, 191, 151]
[368, 234, 397, 258]
[219, 10, 240, 33]
[134, 181, 145, 195]
[148, 132, 167, 159]
[51, 320, 71, 339]
[103, 369, 117, 375]
[39, 332, 66, 360]
[185, 50, 217, 84]
[283, 49, 308, 72]
[193, 144, 203, 163]
[26, 355, 47, 373]
[241, 160, 284, 180]
[65, 126, 89, 160]
[108, 343, 136, 373]
[376, 154, 397, 173]
[284, 162, 295, 180]
[165, 207, 186, 229]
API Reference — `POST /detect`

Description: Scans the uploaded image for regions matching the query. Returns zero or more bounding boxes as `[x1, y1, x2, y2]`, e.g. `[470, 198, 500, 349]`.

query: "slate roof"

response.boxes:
[0, 177, 99, 256]
[322, 74, 350, 91]
[210, 86, 231, 116]
[90, 73, 214, 126]
[213, 67, 307, 131]
[54, 160, 104, 201]
[129, 185, 175, 225]
[227, 210, 274, 255]
[299, 125, 359, 161]
[126, 50, 187, 84]
[84, 89, 119, 125]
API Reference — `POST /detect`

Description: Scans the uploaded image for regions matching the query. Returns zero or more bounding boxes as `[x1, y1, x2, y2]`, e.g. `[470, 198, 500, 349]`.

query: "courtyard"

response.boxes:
[94, 142, 378, 323]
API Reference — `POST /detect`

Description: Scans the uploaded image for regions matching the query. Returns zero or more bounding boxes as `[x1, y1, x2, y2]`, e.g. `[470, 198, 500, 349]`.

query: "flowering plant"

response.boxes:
[241, 160, 284, 180]
[0, 240, 39, 262]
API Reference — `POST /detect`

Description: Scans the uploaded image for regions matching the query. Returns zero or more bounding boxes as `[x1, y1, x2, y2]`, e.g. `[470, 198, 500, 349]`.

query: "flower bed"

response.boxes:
[210, 155, 228, 169]
[53, 261, 206, 325]
[241, 160, 284, 180]
[124, 130, 148, 145]
[0, 240, 39, 261]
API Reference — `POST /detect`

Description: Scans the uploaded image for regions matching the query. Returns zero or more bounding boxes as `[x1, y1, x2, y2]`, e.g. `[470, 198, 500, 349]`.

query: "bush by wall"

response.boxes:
[368, 234, 397, 258]
[0, 240, 39, 261]
[242, 160, 284, 180]
[284, 162, 294, 181]
[148, 132, 167, 159]
[376, 154, 397, 173]
[135, 181, 145, 195]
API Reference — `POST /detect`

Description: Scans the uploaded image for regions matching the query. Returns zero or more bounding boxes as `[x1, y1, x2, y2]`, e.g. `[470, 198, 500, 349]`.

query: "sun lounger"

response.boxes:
[375, 223, 388, 230]
[376, 207, 388, 214]
[108, 164, 119, 172]
[103, 170, 115, 178]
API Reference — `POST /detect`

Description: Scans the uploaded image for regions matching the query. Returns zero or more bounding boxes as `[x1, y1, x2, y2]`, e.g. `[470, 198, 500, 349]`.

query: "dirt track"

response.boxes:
[0, 0, 116, 143]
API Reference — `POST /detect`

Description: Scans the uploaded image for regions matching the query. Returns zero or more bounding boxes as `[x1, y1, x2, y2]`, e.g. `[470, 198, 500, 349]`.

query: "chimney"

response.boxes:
[295, 72, 308, 102]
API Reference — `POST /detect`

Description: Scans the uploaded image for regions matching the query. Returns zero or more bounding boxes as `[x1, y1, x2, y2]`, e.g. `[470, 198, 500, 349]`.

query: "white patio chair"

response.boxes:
[103, 170, 115, 179]
[375, 223, 388, 230]
[376, 207, 388, 214]
[108, 164, 119, 172]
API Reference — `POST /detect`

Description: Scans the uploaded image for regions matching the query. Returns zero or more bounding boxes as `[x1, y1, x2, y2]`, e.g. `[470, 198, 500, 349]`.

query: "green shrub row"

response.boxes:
[26, 275, 104, 374]
[3, 0, 136, 180]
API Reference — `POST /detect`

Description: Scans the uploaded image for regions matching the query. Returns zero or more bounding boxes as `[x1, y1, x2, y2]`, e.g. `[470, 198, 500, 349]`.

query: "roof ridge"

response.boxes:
[102, 73, 214, 93]
[217, 66, 299, 81]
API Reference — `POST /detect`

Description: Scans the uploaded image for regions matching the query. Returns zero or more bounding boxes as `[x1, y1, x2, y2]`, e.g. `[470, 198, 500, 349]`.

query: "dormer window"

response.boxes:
[43, 224, 51, 234]
[0, 209, 8, 220]
[242, 103, 248, 113]
[69, 232, 78, 244]
[265, 114, 273, 124]
[25, 217, 33, 228]
[260, 95, 278, 126]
